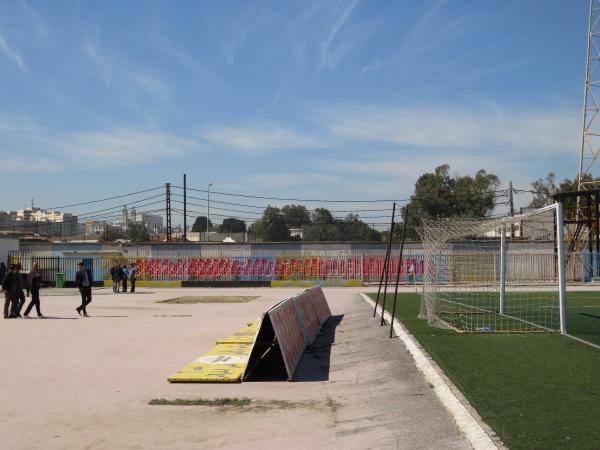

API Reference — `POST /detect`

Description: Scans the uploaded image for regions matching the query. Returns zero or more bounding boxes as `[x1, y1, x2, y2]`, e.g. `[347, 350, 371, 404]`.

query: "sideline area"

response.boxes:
[371, 291, 600, 450]
[1, 287, 471, 449]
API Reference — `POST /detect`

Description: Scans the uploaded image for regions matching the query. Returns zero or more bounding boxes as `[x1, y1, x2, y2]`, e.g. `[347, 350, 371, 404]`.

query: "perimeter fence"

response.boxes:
[7, 247, 589, 285]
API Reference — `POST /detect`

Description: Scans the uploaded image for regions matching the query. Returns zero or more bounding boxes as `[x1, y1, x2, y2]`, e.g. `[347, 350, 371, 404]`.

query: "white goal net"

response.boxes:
[418, 204, 567, 333]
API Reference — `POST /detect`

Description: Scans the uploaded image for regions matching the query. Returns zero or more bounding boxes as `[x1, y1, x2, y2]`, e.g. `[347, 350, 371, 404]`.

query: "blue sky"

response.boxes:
[0, 0, 589, 221]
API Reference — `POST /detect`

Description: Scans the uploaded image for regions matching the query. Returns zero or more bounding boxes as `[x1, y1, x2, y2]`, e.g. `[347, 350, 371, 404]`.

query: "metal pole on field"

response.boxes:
[499, 223, 507, 315]
[380, 204, 400, 325]
[390, 208, 409, 338]
[373, 202, 396, 317]
[183, 174, 187, 242]
[165, 183, 172, 242]
[556, 201, 568, 334]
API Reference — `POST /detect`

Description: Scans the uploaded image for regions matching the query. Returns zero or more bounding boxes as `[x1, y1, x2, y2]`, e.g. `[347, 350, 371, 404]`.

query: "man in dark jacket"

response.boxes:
[128, 263, 137, 293]
[0, 262, 7, 282]
[12, 263, 25, 317]
[121, 264, 128, 293]
[110, 263, 121, 293]
[24, 263, 43, 318]
[2, 264, 17, 318]
[75, 262, 92, 317]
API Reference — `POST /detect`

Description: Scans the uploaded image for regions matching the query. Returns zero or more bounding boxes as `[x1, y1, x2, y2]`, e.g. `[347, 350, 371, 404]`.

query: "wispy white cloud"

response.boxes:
[319, 0, 361, 70]
[220, 8, 267, 66]
[20, 0, 48, 37]
[0, 116, 200, 171]
[154, 36, 223, 88]
[200, 122, 327, 153]
[313, 152, 541, 206]
[82, 37, 170, 103]
[0, 157, 61, 174]
[243, 172, 344, 191]
[0, 31, 25, 70]
[361, 1, 474, 75]
[60, 129, 198, 166]
[317, 104, 579, 154]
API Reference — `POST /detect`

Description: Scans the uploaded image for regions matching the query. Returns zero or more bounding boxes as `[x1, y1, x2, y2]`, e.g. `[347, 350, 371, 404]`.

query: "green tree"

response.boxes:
[304, 208, 335, 240]
[336, 214, 382, 241]
[249, 206, 291, 241]
[282, 204, 311, 228]
[99, 227, 124, 242]
[126, 223, 151, 242]
[219, 218, 246, 233]
[529, 173, 558, 208]
[303, 209, 381, 241]
[191, 216, 212, 233]
[402, 165, 500, 238]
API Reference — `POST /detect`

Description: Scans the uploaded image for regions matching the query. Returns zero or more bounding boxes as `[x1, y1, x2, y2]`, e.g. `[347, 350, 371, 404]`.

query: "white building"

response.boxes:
[133, 213, 163, 234]
[4, 208, 79, 236]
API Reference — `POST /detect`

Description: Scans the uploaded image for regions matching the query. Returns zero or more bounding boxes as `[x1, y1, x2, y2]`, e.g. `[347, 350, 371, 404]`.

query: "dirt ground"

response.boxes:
[0, 287, 471, 449]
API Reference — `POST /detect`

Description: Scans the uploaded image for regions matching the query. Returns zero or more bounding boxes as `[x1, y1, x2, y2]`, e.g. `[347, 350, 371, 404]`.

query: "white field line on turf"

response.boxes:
[360, 293, 500, 450]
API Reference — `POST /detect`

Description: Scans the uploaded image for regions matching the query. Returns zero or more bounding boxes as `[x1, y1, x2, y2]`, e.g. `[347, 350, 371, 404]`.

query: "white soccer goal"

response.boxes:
[418, 203, 567, 333]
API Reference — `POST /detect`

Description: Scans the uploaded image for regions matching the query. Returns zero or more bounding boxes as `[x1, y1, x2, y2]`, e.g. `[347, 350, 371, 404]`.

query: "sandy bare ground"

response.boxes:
[0, 287, 471, 449]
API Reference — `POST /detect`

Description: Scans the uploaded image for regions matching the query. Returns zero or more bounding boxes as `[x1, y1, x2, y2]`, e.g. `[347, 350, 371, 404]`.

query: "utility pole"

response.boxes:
[509, 181, 515, 238]
[183, 174, 187, 242]
[165, 183, 172, 242]
[207, 182, 213, 242]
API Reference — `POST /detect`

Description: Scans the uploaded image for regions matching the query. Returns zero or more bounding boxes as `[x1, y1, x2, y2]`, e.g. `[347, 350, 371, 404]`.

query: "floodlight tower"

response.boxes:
[578, 0, 600, 191]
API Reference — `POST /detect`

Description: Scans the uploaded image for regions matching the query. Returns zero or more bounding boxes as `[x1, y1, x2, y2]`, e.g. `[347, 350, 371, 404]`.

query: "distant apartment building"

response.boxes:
[138, 213, 163, 234]
[121, 207, 163, 234]
[0, 207, 79, 236]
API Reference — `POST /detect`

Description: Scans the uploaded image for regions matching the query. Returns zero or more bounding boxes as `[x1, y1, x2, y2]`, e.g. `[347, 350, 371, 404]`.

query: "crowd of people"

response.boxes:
[1, 260, 138, 319]
[110, 262, 137, 294]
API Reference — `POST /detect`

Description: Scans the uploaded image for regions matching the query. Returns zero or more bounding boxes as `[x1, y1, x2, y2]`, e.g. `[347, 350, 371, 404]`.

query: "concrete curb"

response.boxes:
[359, 293, 501, 450]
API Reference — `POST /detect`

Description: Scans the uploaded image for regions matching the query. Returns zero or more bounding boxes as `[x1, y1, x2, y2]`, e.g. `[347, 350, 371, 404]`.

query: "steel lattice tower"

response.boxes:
[578, 0, 600, 190]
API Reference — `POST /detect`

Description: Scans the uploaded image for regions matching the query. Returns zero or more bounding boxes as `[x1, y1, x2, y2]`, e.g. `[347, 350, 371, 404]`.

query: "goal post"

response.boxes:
[419, 202, 567, 334]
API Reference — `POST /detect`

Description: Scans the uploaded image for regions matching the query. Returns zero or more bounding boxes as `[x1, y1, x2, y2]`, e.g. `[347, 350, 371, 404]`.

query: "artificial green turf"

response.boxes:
[371, 292, 600, 450]
[565, 292, 600, 346]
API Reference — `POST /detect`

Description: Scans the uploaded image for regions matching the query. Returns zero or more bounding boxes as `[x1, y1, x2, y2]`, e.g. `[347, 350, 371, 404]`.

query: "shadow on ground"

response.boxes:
[245, 314, 344, 382]
[295, 314, 344, 382]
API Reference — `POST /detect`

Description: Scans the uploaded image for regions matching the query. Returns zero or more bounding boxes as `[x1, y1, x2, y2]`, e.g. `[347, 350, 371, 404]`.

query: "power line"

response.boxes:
[172, 192, 396, 213]
[76, 194, 165, 218]
[173, 185, 406, 203]
[42, 186, 164, 210]
[174, 184, 513, 206]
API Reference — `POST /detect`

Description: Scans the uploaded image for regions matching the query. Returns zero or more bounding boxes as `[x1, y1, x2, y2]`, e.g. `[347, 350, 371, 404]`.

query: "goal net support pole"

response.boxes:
[556, 200, 568, 334]
[500, 223, 506, 315]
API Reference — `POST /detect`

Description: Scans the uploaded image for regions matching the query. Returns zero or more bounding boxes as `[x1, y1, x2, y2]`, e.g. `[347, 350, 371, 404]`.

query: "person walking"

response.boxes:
[0, 262, 7, 283]
[24, 263, 43, 318]
[11, 263, 26, 317]
[75, 262, 93, 317]
[121, 264, 128, 293]
[110, 262, 121, 293]
[2, 264, 18, 319]
[128, 263, 137, 293]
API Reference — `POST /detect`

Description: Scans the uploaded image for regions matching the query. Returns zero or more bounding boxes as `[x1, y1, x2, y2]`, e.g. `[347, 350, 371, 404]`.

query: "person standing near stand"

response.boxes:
[75, 262, 92, 317]
[24, 263, 43, 318]
[128, 263, 137, 293]
[121, 264, 128, 293]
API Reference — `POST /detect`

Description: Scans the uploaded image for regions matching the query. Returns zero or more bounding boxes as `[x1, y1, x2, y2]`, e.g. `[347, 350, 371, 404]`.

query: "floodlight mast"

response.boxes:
[578, 0, 600, 193]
